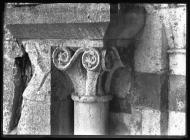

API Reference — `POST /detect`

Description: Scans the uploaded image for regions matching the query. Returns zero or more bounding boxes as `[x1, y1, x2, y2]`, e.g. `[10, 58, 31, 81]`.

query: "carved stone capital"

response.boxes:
[82, 48, 100, 71]
[52, 45, 124, 98]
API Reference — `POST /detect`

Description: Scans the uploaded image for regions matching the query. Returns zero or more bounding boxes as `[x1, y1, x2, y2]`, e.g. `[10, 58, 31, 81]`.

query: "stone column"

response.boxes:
[160, 5, 186, 135]
[52, 44, 124, 135]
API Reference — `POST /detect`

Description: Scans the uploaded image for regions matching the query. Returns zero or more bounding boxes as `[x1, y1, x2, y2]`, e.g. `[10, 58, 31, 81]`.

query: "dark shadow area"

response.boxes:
[9, 47, 32, 132]
[105, 3, 146, 134]
[103, 3, 146, 49]
[160, 28, 169, 135]
[51, 47, 74, 135]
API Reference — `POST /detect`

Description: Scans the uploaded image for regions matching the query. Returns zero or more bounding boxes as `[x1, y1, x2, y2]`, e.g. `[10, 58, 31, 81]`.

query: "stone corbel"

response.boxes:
[16, 40, 51, 135]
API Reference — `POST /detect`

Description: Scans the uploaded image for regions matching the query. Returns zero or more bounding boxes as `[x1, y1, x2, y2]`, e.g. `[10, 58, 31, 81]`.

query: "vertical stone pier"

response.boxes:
[17, 40, 51, 134]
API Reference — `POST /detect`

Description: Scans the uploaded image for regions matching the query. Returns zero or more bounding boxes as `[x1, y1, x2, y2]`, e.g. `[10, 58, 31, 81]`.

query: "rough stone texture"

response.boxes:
[7, 22, 109, 40]
[17, 97, 50, 135]
[141, 107, 161, 135]
[3, 57, 14, 134]
[3, 3, 186, 135]
[5, 3, 110, 24]
[16, 40, 51, 134]
[21, 40, 51, 101]
[144, 4, 186, 13]
[169, 75, 186, 112]
[109, 107, 142, 135]
[159, 6, 186, 49]
[134, 10, 167, 74]
[23, 39, 103, 48]
[133, 6, 186, 135]
[160, 6, 186, 76]
[135, 5, 186, 74]
[168, 111, 186, 135]
[64, 54, 86, 96]
[158, 6, 186, 76]
[3, 25, 23, 134]
[169, 53, 186, 76]
[132, 72, 170, 135]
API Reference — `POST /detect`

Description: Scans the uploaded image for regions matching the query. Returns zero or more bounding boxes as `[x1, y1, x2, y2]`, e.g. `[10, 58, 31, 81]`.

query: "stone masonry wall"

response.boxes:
[109, 4, 186, 135]
[3, 3, 186, 135]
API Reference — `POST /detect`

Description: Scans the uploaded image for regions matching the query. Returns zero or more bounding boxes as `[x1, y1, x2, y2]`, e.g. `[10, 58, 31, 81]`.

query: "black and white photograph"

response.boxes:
[2, 3, 187, 137]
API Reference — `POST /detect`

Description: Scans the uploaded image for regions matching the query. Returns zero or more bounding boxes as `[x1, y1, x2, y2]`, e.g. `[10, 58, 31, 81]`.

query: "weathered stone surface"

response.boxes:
[169, 52, 186, 76]
[134, 10, 167, 73]
[129, 108, 142, 135]
[3, 25, 23, 58]
[160, 7, 186, 76]
[74, 102, 109, 135]
[3, 3, 186, 136]
[17, 98, 50, 135]
[5, 3, 110, 24]
[66, 57, 86, 96]
[168, 111, 186, 135]
[9, 52, 32, 133]
[159, 6, 186, 49]
[7, 22, 109, 40]
[3, 52, 14, 134]
[169, 75, 186, 112]
[21, 40, 51, 101]
[14, 40, 51, 134]
[132, 72, 162, 110]
[23, 39, 103, 48]
[110, 67, 132, 98]
[109, 107, 142, 135]
[144, 4, 186, 14]
[142, 107, 160, 135]
[132, 72, 170, 135]
[3, 26, 24, 134]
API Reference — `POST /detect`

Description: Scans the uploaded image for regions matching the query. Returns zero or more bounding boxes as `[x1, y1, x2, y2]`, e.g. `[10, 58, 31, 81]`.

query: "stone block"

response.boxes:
[134, 11, 166, 73]
[109, 107, 142, 135]
[141, 107, 160, 135]
[159, 7, 186, 49]
[5, 3, 110, 24]
[132, 72, 162, 110]
[168, 111, 186, 135]
[7, 22, 109, 40]
[169, 75, 186, 112]
[169, 52, 186, 76]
